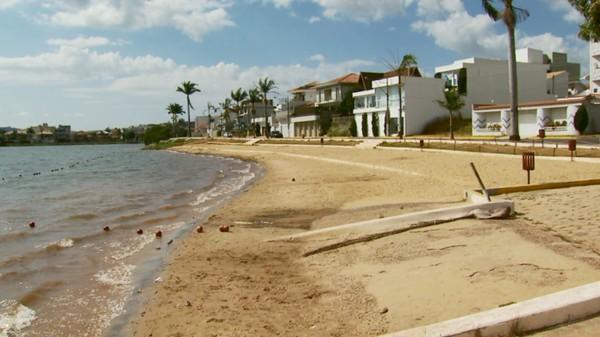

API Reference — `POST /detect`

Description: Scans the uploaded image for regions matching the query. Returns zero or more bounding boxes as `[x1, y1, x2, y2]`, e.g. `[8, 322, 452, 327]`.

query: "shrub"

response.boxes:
[372, 113, 380, 137]
[349, 118, 358, 137]
[574, 105, 589, 133]
[361, 113, 368, 137]
[143, 124, 172, 145]
[319, 109, 332, 136]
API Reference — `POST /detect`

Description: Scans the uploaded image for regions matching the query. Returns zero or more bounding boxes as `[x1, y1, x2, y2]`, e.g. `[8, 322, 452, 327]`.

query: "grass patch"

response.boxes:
[380, 140, 600, 158]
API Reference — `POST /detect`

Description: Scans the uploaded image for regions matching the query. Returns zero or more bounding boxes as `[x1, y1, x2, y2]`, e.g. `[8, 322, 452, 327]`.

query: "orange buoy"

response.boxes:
[218, 224, 229, 233]
[28, 221, 35, 228]
[103, 226, 110, 232]
[155, 230, 162, 239]
[136, 229, 143, 235]
[196, 226, 204, 233]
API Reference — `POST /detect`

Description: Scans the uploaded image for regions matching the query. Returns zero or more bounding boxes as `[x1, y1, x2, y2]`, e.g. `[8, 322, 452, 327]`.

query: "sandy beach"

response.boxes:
[127, 142, 600, 337]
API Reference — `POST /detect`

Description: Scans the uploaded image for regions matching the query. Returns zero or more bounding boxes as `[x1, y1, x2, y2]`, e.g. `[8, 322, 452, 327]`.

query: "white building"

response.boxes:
[436, 48, 573, 117]
[590, 41, 600, 94]
[352, 76, 446, 137]
[472, 95, 600, 138]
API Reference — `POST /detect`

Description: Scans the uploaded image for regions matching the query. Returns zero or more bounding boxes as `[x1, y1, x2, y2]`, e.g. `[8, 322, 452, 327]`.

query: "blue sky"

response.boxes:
[0, 0, 589, 130]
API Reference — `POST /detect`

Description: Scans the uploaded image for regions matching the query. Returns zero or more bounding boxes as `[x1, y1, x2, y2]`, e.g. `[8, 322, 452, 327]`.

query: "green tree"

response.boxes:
[482, 0, 529, 141]
[436, 89, 466, 140]
[361, 113, 368, 137]
[349, 118, 358, 137]
[231, 88, 248, 134]
[143, 124, 172, 145]
[574, 105, 589, 133]
[247, 88, 262, 137]
[176, 81, 201, 137]
[568, 1, 600, 41]
[258, 77, 276, 137]
[371, 113, 380, 137]
[166, 103, 184, 137]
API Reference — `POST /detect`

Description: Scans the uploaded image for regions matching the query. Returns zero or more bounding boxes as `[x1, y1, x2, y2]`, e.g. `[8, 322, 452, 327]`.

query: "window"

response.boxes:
[324, 88, 332, 101]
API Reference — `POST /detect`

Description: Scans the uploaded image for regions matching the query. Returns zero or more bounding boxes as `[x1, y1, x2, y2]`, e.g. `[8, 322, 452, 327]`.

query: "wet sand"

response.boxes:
[127, 143, 600, 337]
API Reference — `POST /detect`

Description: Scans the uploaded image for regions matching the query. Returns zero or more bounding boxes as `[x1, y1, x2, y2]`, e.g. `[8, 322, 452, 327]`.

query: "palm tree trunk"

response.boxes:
[507, 24, 520, 141]
[186, 97, 192, 137]
[449, 111, 454, 140]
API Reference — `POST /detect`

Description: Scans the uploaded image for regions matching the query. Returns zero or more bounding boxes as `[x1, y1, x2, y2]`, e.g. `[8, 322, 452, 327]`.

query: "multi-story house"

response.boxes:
[55, 125, 71, 142]
[590, 40, 600, 94]
[435, 48, 577, 117]
[352, 69, 446, 137]
[291, 73, 384, 138]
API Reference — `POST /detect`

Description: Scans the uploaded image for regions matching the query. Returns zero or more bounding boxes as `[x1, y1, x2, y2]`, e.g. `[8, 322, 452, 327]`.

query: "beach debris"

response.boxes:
[168, 239, 174, 245]
[154, 276, 162, 283]
[292, 178, 295, 182]
[219, 224, 230, 233]
[186, 300, 192, 307]
[103, 226, 110, 232]
[136, 229, 144, 235]
[380, 307, 389, 314]
[196, 226, 204, 233]
[28, 221, 35, 228]
[155, 230, 163, 239]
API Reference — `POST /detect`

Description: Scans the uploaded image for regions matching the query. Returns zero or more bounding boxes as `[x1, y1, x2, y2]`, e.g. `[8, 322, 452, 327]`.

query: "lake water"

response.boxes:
[0, 144, 258, 337]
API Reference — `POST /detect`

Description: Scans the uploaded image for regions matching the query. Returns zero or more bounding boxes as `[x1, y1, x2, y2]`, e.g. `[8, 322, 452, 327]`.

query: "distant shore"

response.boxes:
[127, 142, 600, 337]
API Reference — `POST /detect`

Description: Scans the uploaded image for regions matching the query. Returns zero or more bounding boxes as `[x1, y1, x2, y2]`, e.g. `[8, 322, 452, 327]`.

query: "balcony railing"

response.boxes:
[591, 43, 600, 57]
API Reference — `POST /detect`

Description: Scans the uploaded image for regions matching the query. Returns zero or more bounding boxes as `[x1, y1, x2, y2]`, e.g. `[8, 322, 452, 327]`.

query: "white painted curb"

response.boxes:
[381, 281, 600, 337]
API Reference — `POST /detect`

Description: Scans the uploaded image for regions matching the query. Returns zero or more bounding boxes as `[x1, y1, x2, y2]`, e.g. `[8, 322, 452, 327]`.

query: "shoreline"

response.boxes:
[106, 153, 265, 337]
[126, 143, 600, 337]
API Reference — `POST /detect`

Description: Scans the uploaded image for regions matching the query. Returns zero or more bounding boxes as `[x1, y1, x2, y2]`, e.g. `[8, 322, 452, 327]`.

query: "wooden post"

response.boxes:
[470, 162, 491, 202]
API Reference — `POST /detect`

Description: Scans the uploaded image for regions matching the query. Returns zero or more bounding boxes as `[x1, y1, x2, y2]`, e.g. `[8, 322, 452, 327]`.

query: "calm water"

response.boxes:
[0, 144, 258, 337]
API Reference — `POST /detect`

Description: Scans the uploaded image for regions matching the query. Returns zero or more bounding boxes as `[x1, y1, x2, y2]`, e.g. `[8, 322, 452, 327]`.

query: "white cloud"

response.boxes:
[39, 0, 235, 42]
[46, 36, 127, 48]
[412, 11, 505, 57]
[308, 16, 322, 23]
[0, 0, 21, 10]
[0, 43, 373, 106]
[309, 53, 326, 62]
[261, 0, 293, 8]
[415, 0, 463, 18]
[541, 0, 584, 24]
[313, 0, 413, 22]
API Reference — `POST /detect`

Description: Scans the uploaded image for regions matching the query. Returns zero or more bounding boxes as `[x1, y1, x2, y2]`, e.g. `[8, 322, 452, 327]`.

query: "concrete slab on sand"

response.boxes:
[319, 219, 600, 335]
[381, 280, 600, 337]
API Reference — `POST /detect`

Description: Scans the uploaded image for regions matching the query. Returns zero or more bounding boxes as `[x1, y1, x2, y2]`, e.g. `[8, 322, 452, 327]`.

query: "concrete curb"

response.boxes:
[376, 144, 600, 164]
[269, 200, 513, 242]
[465, 179, 600, 198]
[380, 281, 600, 337]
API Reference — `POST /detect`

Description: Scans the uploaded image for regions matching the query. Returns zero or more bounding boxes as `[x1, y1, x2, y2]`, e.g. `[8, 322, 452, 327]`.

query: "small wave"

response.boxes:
[94, 264, 135, 287]
[140, 214, 178, 226]
[35, 238, 75, 251]
[168, 190, 193, 200]
[0, 299, 37, 336]
[67, 213, 98, 221]
[114, 212, 147, 222]
[18, 280, 64, 307]
[191, 171, 256, 207]
[0, 231, 30, 244]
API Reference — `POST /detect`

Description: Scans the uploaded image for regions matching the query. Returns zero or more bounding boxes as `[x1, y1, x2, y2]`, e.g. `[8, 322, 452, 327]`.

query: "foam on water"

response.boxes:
[0, 300, 37, 337]
[94, 264, 135, 287]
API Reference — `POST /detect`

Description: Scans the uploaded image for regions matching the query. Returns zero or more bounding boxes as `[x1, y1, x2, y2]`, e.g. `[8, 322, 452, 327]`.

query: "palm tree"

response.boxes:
[247, 88, 262, 137]
[166, 103, 184, 137]
[176, 81, 201, 137]
[568, 1, 600, 41]
[482, 0, 529, 141]
[436, 89, 466, 140]
[384, 53, 418, 137]
[219, 98, 233, 134]
[258, 77, 276, 137]
[230, 88, 248, 135]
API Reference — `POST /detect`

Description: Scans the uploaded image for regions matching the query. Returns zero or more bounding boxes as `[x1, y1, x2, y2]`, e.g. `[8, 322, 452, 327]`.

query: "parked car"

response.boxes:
[269, 130, 283, 138]
[223, 132, 233, 138]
